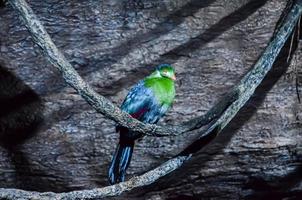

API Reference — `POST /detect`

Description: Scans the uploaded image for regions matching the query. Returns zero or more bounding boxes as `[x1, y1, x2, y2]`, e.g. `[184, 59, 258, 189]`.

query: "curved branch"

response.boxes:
[7, 0, 227, 138]
[1, 0, 301, 199]
[0, 156, 189, 200]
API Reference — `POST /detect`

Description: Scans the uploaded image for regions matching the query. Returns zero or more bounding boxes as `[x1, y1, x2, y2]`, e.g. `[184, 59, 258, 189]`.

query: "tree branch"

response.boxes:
[0, 156, 189, 200]
[6, 0, 228, 138]
[1, 0, 301, 199]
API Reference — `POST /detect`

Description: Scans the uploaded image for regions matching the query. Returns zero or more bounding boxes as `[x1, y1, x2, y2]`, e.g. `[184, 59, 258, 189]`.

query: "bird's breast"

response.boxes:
[145, 78, 175, 106]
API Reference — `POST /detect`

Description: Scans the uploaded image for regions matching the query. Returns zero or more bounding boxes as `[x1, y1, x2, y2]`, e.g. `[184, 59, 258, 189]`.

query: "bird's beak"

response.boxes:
[171, 74, 176, 81]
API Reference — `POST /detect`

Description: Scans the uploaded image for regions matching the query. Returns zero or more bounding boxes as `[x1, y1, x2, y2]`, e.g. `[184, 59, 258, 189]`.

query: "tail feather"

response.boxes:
[108, 142, 134, 184]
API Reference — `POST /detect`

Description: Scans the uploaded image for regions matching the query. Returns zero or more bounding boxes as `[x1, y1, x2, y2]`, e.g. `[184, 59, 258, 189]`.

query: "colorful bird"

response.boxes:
[108, 64, 176, 184]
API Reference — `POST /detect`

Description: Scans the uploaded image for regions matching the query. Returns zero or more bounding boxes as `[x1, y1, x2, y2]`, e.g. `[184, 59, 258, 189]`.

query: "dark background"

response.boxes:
[0, 0, 301, 199]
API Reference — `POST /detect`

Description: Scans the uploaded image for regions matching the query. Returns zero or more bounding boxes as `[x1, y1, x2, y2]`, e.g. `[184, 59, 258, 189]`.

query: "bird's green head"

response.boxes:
[156, 64, 176, 81]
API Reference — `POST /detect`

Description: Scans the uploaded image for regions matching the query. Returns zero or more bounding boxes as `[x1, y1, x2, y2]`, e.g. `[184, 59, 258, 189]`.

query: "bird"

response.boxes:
[108, 64, 176, 184]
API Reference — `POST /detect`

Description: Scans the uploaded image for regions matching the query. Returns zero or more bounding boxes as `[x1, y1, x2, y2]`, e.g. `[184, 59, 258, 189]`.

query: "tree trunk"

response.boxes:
[0, 0, 301, 199]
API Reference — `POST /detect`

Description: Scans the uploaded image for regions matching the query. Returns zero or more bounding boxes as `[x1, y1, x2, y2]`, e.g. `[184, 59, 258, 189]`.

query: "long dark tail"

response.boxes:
[108, 138, 134, 185]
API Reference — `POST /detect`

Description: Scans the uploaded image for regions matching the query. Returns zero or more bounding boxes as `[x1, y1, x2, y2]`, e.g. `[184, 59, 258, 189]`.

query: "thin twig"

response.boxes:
[287, 25, 296, 62]
[1, 0, 301, 199]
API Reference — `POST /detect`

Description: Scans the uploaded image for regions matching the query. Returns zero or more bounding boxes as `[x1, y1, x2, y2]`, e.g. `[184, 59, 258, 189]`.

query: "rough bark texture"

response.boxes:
[0, 0, 301, 199]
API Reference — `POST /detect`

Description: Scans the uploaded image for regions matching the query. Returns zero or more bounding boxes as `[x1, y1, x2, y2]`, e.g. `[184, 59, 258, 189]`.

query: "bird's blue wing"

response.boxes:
[120, 80, 165, 124]
[121, 81, 153, 120]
